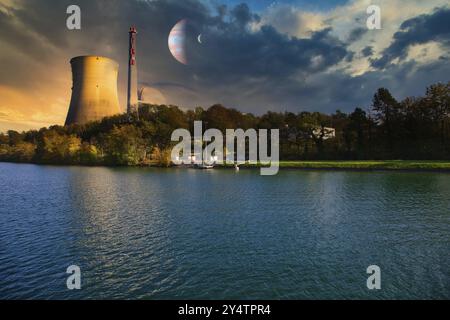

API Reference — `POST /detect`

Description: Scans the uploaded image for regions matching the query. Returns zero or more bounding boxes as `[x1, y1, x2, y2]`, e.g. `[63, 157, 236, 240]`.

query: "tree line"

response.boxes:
[0, 82, 449, 166]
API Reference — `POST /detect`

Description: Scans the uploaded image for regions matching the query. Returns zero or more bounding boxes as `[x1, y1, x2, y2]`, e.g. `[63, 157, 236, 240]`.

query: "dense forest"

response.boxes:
[0, 82, 449, 166]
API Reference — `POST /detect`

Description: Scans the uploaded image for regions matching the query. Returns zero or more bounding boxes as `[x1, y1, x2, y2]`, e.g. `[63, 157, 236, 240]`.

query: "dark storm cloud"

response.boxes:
[190, 25, 349, 83]
[361, 46, 373, 57]
[347, 27, 367, 43]
[0, 10, 52, 88]
[371, 6, 450, 69]
[230, 3, 260, 27]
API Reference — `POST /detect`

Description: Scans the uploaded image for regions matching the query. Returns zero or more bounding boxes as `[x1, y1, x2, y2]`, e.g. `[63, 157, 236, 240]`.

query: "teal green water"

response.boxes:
[0, 163, 449, 299]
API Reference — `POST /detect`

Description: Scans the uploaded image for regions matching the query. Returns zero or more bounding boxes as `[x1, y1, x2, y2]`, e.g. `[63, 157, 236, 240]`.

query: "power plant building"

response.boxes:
[65, 56, 121, 126]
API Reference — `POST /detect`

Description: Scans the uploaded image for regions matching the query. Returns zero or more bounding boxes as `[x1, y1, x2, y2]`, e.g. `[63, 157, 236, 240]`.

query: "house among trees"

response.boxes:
[312, 127, 336, 140]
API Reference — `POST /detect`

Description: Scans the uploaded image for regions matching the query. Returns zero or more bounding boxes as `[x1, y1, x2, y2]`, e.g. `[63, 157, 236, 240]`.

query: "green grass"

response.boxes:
[221, 160, 450, 171]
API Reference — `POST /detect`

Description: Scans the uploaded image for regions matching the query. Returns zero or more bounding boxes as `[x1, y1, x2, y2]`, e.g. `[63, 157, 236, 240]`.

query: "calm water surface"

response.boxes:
[0, 163, 449, 299]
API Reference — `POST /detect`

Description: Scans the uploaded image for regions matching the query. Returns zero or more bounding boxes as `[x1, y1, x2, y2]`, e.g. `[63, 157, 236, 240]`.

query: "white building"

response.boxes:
[312, 127, 336, 140]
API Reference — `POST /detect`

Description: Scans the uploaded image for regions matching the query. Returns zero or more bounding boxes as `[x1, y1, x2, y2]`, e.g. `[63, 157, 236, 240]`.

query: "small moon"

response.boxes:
[168, 19, 188, 65]
[197, 34, 202, 44]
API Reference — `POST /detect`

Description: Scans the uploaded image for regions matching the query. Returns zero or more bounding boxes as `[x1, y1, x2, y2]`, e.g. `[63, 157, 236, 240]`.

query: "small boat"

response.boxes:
[195, 163, 215, 170]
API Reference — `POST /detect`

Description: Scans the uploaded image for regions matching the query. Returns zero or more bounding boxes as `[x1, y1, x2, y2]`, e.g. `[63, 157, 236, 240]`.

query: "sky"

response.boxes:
[0, 0, 449, 132]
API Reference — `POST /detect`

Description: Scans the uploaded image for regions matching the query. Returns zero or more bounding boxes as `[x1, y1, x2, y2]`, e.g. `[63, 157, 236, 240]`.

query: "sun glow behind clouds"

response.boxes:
[0, 85, 68, 132]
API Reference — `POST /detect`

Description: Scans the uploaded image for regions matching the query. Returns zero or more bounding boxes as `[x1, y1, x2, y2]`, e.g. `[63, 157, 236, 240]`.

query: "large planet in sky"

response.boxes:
[168, 19, 188, 65]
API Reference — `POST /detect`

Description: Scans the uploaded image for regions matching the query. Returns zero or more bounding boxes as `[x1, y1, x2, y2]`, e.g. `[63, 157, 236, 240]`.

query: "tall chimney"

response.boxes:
[127, 26, 139, 117]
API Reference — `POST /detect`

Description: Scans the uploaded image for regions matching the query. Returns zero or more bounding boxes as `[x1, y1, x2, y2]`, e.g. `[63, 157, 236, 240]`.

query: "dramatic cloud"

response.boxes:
[361, 46, 373, 57]
[372, 7, 450, 69]
[256, 4, 327, 38]
[0, 0, 449, 131]
[347, 27, 368, 43]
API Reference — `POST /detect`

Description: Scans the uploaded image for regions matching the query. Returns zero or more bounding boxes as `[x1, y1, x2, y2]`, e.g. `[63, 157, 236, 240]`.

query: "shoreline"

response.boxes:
[1, 160, 450, 172]
[218, 161, 450, 173]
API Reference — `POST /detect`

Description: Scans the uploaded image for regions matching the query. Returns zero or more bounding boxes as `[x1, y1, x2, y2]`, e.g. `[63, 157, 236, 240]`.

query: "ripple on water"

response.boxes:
[0, 164, 449, 299]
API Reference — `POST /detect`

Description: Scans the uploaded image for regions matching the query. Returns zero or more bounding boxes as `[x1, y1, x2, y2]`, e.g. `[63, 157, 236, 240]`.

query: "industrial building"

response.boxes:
[65, 26, 139, 126]
[65, 56, 121, 125]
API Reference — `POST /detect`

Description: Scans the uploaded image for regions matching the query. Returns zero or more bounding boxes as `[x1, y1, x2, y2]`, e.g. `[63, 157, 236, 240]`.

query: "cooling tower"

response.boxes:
[65, 56, 121, 125]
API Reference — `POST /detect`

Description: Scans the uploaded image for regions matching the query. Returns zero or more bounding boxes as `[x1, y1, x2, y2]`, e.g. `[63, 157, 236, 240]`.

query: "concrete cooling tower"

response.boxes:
[65, 56, 121, 125]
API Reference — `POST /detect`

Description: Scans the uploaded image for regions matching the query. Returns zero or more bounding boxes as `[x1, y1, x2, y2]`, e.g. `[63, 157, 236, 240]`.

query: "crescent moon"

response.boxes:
[197, 34, 202, 44]
[168, 19, 188, 65]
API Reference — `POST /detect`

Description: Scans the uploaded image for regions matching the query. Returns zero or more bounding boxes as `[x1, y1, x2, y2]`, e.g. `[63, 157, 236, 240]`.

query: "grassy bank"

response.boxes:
[226, 160, 450, 171]
[2, 159, 450, 171]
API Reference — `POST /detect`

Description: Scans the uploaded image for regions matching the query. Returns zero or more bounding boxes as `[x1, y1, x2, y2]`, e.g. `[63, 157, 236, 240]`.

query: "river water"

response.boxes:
[0, 163, 448, 299]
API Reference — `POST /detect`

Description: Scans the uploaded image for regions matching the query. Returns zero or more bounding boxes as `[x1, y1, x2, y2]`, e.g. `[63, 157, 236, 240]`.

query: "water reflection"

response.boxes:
[0, 163, 449, 299]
